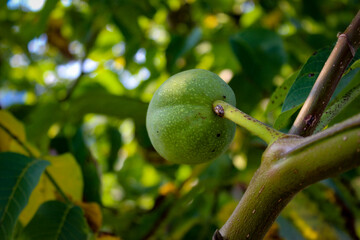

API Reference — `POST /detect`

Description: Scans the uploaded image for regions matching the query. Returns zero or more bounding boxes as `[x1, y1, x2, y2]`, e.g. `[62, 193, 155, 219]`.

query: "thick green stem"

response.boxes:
[290, 10, 360, 136]
[218, 114, 360, 239]
[213, 100, 286, 144]
[219, 161, 297, 240]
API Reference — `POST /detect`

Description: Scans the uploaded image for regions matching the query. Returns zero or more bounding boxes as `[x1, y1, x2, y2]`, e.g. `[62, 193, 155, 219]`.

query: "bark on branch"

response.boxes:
[290, 10, 360, 137]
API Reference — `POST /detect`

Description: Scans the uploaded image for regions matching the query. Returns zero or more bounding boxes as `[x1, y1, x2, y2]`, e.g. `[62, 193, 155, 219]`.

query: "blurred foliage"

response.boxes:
[1, 0, 360, 239]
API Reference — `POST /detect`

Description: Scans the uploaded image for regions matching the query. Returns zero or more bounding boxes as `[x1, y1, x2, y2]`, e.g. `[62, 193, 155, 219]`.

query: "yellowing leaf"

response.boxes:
[75, 201, 102, 233]
[288, 210, 318, 240]
[19, 153, 83, 225]
[203, 15, 218, 29]
[9, 141, 41, 158]
[159, 182, 177, 196]
[0, 110, 26, 151]
[0, 110, 40, 157]
[46, 154, 83, 199]
[0, 126, 11, 151]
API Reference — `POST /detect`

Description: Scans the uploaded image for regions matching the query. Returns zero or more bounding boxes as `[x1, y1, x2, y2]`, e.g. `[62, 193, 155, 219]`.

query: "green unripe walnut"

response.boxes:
[146, 69, 236, 164]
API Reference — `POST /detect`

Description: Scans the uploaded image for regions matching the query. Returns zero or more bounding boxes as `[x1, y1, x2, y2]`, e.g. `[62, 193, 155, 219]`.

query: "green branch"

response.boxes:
[0, 122, 71, 204]
[289, 10, 360, 136]
[217, 114, 360, 240]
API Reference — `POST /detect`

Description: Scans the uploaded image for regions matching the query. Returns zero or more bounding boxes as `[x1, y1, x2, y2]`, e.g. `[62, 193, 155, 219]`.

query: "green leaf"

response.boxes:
[229, 73, 263, 113]
[169, 218, 200, 240]
[230, 28, 286, 89]
[303, 184, 346, 227]
[281, 47, 360, 114]
[71, 128, 101, 204]
[68, 91, 148, 124]
[317, 179, 359, 239]
[282, 189, 348, 240]
[106, 126, 122, 172]
[0, 152, 49, 240]
[110, 0, 155, 41]
[20, 201, 89, 240]
[323, 178, 360, 218]
[19, 153, 83, 226]
[266, 70, 299, 114]
[71, 128, 90, 167]
[166, 27, 202, 72]
[331, 64, 360, 101]
[82, 162, 102, 204]
[20, 0, 59, 41]
[314, 65, 360, 132]
[282, 47, 332, 112]
[315, 82, 360, 133]
[199, 154, 236, 188]
[25, 100, 62, 148]
[109, 0, 156, 62]
[276, 47, 360, 130]
[274, 105, 301, 130]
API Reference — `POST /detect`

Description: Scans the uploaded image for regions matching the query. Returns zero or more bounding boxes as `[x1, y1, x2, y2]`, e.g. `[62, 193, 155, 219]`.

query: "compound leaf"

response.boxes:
[0, 152, 49, 240]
